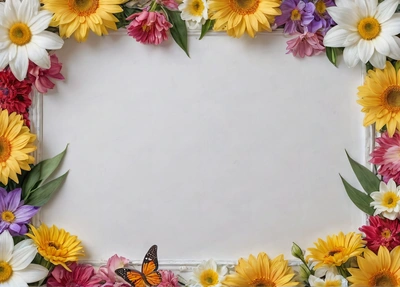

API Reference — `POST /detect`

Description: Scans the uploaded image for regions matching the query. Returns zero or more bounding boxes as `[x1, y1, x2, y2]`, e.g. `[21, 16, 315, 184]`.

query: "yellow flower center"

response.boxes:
[327, 247, 344, 257]
[47, 241, 60, 250]
[315, 0, 326, 14]
[68, 0, 99, 16]
[188, 0, 205, 16]
[291, 9, 301, 21]
[369, 271, 398, 287]
[199, 269, 219, 287]
[251, 279, 276, 287]
[381, 229, 392, 239]
[0, 137, 11, 164]
[229, 0, 260, 15]
[8, 23, 32, 46]
[383, 85, 400, 112]
[357, 17, 381, 40]
[382, 191, 400, 208]
[1, 211, 15, 223]
[0, 261, 13, 283]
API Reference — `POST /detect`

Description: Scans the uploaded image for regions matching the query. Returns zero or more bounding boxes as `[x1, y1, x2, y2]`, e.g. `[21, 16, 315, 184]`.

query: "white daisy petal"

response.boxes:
[375, 0, 399, 23]
[343, 44, 360, 68]
[32, 31, 64, 50]
[0, 231, 13, 263]
[343, 32, 361, 47]
[358, 39, 374, 63]
[381, 14, 400, 36]
[326, 7, 358, 31]
[15, 264, 48, 283]
[26, 42, 50, 69]
[323, 26, 350, 47]
[9, 242, 37, 271]
[373, 35, 390, 56]
[29, 10, 53, 34]
[5, 274, 29, 287]
[9, 46, 29, 81]
[355, 0, 377, 16]
[0, 49, 9, 69]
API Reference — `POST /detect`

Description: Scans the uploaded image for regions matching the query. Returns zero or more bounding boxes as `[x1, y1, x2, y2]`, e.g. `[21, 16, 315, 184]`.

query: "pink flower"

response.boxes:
[286, 31, 325, 58]
[370, 132, 400, 185]
[159, 270, 179, 287]
[92, 254, 131, 287]
[157, 0, 179, 10]
[27, 54, 64, 94]
[127, 10, 172, 45]
[359, 215, 400, 253]
[47, 263, 101, 287]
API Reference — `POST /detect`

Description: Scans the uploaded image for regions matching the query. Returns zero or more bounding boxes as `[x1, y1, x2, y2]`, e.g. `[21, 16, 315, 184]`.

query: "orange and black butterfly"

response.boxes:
[115, 245, 162, 287]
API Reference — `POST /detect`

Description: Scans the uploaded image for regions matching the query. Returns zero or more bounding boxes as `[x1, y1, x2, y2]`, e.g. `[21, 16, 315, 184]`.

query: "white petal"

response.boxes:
[375, 0, 399, 23]
[326, 7, 358, 31]
[343, 32, 361, 46]
[9, 45, 29, 81]
[374, 34, 393, 56]
[26, 42, 50, 68]
[369, 50, 386, 69]
[9, 241, 37, 271]
[0, 3, 5, 26]
[323, 26, 351, 47]
[343, 44, 360, 67]
[335, 0, 356, 9]
[4, 273, 28, 287]
[29, 10, 53, 34]
[0, 49, 9, 69]
[356, 0, 377, 16]
[358, 39, 374, 63]
[32, 31, 64, 50]
[15, 264, 48, 283]
[381, 14, 400, 36]
[0, 230, 13, 263]
[388, 179, 397, 191]
[8, 43, 17, 61]
[389, 35, 400, 59]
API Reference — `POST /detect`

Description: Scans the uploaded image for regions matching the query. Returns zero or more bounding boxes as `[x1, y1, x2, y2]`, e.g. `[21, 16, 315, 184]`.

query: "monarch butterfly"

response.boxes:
[115, 245, 162, 287]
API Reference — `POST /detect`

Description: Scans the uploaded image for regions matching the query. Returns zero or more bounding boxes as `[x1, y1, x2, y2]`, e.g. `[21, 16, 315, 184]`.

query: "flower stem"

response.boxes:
[149, 0, 158, 12]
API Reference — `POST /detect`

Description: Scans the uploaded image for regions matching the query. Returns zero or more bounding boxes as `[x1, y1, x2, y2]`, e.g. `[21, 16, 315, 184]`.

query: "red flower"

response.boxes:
[0, 69, 32, 127]
[28, 54, 64, 94]
[360, 215, 400, 253]
[47, 263, 101, 287]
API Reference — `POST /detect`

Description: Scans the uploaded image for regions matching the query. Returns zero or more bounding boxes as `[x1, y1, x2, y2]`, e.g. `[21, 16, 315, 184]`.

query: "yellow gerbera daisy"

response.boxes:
[347, 246, 400, 286]
[26, 224, 84, 271]
[41, 0, 128, 42]
[306, 232, 365, 269]
[223, 252, 298, 287]
[0, 110, 36, 185]
[357, 61, 400, 137]
[208, 0, 281, 38]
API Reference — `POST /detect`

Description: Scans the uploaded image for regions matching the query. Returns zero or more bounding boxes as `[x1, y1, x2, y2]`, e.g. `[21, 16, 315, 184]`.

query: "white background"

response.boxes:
[41, 30, 366, 262]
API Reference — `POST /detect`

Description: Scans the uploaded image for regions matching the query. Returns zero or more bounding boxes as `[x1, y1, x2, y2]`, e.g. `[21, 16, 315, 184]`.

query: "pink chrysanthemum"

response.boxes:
[359, 215, 400, 253]
[28, 54, 65, 94]
[127, 10, 172, 45]
[47, 263, 101, 287]
[159, 270, 179, 287]
[286, 31, 325, 58]
[370, 132, 400, 185]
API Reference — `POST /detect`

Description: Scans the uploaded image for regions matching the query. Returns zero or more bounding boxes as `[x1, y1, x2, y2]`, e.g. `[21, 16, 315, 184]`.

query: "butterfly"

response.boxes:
[115, 245, 162, 287]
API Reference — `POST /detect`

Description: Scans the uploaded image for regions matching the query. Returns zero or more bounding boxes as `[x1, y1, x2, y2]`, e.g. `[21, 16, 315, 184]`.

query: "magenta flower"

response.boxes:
[275, 0, 315, 34]
[359, 215, 400, 253]
[286, 31, 325, 57]
[28, 54, 65, 94]
[127, 10, 172, 45]
[0, 188, 38, 236]
[157, 0, 179, 10]
[370, 132, 400, 185]
[47, 263, 101, 287]
[159, 270, 179, 287]
[92, 254, 131, 287]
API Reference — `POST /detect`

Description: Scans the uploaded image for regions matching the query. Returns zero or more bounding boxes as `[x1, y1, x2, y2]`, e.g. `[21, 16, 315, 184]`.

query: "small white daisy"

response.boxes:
[179, 0, 208, 29]
[370, 179, 400, 220]
[309, 272, 347, 287]
[188, 259, 227, 287]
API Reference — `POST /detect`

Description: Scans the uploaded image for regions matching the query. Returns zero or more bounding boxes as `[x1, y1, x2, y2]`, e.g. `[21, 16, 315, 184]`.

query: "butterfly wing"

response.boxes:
[141, 245, 162, 287]
[115, 268, 147, 287]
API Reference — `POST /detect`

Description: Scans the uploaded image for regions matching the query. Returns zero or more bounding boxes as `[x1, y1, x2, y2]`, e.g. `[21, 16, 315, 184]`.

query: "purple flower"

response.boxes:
[0, 188, 38, 236]
[308, 0, 336, 34]
[275, 0, 315, 34]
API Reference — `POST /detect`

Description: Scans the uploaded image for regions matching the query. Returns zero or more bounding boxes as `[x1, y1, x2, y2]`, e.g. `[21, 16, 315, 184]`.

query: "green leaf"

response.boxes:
[166, 10, 190, 57]
[340, 175, 374, 215]
[199, 19, 214, 40]
[25, 171, 69, 207]
[22, 146, 68, 200]
[326, 47, 337, 67]
[345, 151, 380, 195]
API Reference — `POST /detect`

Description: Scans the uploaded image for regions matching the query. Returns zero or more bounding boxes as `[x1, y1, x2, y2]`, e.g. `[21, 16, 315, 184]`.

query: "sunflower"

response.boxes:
[306, 232, 365, 270]
[26, 224, 84, 271]
[347, 246, 400, 286]
[41, 0, 128, 42]
[358, 61, 400, 137]
[208, 0, 281, 38]
[0, 110, 36, 185]
[223, 252, 297, 287]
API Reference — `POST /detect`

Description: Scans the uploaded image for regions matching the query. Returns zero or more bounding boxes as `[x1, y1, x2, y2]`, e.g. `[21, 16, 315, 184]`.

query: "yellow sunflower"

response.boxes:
[0, 110, 36, 185]
[208, 0, 281, 38]
[223, 252, 298, 287]
[306, 232, 365, 269]
[41, 0, 127, 42]
[26, 224, 84, 271]
[358, 61, 400, 137]
[347, 246, 400, 286]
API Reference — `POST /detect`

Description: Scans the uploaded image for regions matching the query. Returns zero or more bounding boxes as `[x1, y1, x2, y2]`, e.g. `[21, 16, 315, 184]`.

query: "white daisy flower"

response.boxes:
[323, 0, 400, 69]
[0, 0, 64, 81]
[370, 179, 400, 220]
[179, 0, 208, 29]
[0, 230, 48, 286]
[188, 259, 227, 287]
[309, 272, 347, 287]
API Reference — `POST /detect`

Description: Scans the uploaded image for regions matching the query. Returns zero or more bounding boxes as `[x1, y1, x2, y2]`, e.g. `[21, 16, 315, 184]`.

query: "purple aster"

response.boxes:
[275, 0, 315, 35]
[0, 188, 38, 236]
[308, 0, 336, 34]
